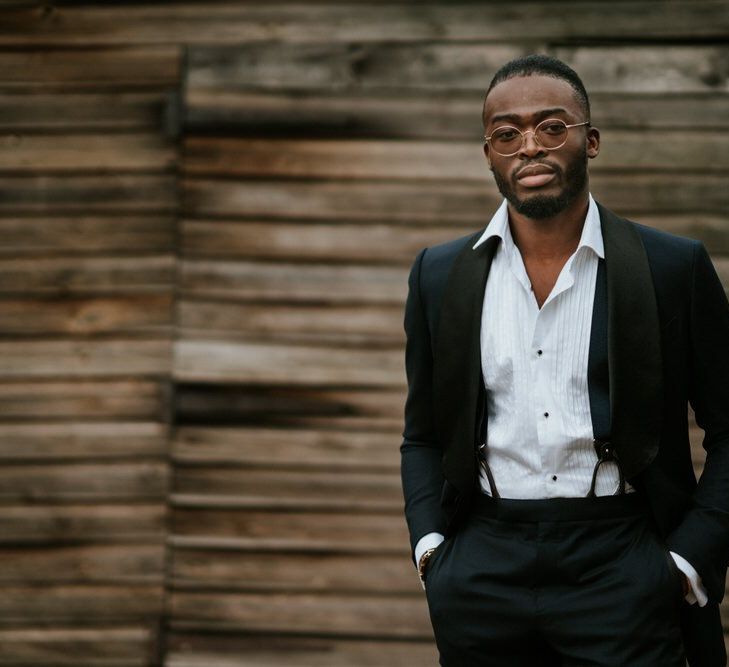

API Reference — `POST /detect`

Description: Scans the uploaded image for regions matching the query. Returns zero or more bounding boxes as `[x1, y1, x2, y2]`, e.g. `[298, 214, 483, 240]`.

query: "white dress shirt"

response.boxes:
[415, 195, 707, 606]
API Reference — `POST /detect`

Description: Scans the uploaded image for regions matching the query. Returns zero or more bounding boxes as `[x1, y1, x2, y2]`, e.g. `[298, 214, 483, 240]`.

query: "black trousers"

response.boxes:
[424, 492, 687, 667]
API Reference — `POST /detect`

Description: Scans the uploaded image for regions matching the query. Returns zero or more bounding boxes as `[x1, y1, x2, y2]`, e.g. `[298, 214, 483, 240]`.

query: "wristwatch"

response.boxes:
[418, 546, 438, 587]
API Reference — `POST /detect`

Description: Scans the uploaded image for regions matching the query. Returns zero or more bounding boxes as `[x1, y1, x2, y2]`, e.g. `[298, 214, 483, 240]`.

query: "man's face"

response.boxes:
[482, 74, 599, 219]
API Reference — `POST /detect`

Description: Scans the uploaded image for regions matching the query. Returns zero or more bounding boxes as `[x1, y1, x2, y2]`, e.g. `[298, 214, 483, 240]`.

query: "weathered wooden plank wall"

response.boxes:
[1, 2, 728, 666]
[0, 15, 180, 666]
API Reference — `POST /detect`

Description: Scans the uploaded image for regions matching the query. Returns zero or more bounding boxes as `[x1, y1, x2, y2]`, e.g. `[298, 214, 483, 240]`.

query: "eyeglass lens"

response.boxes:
[490, 119, 569, 155]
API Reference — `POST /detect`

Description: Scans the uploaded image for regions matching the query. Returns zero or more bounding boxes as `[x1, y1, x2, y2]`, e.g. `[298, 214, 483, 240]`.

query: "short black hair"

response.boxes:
[483, 54, 590, 120]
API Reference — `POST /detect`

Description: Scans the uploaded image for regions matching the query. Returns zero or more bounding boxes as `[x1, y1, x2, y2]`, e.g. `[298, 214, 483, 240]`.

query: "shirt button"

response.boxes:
[537, 349, 543, 356]
[552, 475, 558, 481]
[544, 412, 549, 418]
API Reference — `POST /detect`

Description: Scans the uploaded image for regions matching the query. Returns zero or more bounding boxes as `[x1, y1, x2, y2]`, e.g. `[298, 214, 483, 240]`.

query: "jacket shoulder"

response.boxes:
[412, 230, 482, 328]
[418, 230, 481, 297]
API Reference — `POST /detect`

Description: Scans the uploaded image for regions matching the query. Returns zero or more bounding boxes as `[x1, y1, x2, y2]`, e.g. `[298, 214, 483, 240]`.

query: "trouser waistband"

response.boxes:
[472, 490, 650, 522]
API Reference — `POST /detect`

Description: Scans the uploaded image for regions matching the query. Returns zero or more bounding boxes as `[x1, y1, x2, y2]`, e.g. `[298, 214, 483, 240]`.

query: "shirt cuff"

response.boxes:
[414, 532, 445, 570]
[670, 550, 708, 607]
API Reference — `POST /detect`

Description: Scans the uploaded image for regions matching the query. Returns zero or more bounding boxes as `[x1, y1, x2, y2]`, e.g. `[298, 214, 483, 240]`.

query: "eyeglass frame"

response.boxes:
[483, 118, 591, 157]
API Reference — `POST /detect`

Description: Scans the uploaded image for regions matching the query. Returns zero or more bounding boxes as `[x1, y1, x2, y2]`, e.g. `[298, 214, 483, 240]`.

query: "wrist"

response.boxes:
[418, 547, 438, 586]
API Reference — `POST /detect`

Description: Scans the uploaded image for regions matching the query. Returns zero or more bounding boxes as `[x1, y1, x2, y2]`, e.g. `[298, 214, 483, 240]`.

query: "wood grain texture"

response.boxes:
[180, 259, 407, 303]
[0, 462, 168, 502]
[0, 296, 173, 336]
[0, 217, 175, 255]
[0, 504, 166, 544]
[172, 426, 399, 468]
[173, 467, 401, 504]
[0, 585, 164, 625]
[0, 422, 168, 461]
[0, 47, 180, 90]
[0, 133, 176, 172]
[0, 256, 174, 294]
[187, 44, 729, 93]
[172, 549, 417, 593]
[0, 380, 168, 420]
[165, 634, 437, 667]
[4, 2, 727, 46]
[174, 340, 403, 386]
[0, 175, 177, 213]
[0, 340, 172, 378]
[178, 300, 405, 345]
[0, 544, 164, 583]
[0, 626, 153, 667]
[0, 92, 171, 130]
[169, 590, 432, 638]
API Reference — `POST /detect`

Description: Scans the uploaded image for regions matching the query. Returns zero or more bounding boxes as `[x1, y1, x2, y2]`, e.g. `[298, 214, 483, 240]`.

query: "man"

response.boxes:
[400, 54, 729, 666]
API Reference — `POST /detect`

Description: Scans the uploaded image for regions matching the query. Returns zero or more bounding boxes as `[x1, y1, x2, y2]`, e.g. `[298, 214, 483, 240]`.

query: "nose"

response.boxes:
[518, 129, 546, 158]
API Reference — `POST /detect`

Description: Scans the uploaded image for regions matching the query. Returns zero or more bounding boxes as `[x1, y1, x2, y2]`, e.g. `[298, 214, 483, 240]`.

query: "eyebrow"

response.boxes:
[489, 107, 570, 126]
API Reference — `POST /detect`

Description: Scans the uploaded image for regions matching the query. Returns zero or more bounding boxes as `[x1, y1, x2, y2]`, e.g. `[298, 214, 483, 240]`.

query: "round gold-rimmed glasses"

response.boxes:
[484, 118, 590, 157]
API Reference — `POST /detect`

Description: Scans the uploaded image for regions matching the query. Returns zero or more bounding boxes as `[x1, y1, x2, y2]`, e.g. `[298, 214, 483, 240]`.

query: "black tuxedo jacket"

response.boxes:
[400, 203, 729, 666]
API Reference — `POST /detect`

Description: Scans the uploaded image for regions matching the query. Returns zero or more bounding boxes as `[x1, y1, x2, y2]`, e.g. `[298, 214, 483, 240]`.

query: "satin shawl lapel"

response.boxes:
[599, 203, 663, 478]
[433, 235, 499, 494]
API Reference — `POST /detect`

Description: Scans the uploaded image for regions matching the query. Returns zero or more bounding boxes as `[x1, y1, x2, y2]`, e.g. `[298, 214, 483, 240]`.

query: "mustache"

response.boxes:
[511, 160, 562, 181]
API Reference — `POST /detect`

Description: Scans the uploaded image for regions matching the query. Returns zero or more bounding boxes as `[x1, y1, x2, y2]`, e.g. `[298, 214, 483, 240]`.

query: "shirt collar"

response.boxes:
[472, 193, 605, 259]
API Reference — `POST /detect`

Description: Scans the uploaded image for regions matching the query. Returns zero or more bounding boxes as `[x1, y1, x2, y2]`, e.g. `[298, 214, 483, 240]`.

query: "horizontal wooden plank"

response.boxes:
[184, 174, 729, 222]
[172, 507, 404, 547]
[172, 467, 401, 503]
[187, 44, 729, 93]
[0, 296, 173, 336]
[0, 422, 167, 462]
[172, 426, 399, 469]
[0, 380, 167, 420]
[180, 260, 406, 304]
[185, 90, 729, 138]
[0, 585, 163, 625]
[183, 134, 729, 179]
[5, 2, 728, 45]
[165, 634, 437, 667]
[0, 340, 171, 379]
[0, 504, 166, 544]
[170, 493, 399, 514]
[554, 45, 729, 94]
[180, 219, 474, 264]
[0, 463, 168, 502]
[178, 300, 404, 345]
[0, 175, 177, 213]
[181, 216, 729, 266]
[0, 626, 152, 667]
[0, 544, 164, 583]
[0, 92, 171, 131]
[174, 384, 405, 426]
[0, 47, 180, 90]
[5, 0, 729, 45]
[169, 590, 431, 638]
[0, 217, 174, 255]
[171, 549, 416, 593]
[174, 340, 403, 386]
[0, 133, 176, 173]
[0, 256, 174, 294]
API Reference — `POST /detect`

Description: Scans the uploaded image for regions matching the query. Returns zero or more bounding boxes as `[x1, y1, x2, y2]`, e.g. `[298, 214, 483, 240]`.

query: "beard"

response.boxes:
[492, 148, 588, 220]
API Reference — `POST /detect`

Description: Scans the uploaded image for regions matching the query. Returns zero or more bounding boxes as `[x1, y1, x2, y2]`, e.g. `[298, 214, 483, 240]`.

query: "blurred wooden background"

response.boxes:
[0, 1, 727, 665]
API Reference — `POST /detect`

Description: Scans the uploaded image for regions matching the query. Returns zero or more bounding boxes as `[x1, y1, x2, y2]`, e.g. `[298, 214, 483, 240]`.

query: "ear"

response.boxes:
[586, 126, 600, 159]
[483, 142, 494, 171]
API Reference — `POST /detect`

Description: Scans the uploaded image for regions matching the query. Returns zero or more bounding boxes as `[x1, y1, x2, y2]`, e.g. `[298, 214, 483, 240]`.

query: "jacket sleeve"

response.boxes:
[400, 247, 448, 565]
[666, 241, 729, 604]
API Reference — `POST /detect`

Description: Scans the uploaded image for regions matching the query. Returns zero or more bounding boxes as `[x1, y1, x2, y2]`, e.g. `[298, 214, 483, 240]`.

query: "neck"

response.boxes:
[507, 191, 590, 260]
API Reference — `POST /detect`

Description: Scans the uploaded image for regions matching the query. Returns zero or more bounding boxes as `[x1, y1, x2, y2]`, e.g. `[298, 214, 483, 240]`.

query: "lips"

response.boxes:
[516, 164, 556, 188]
